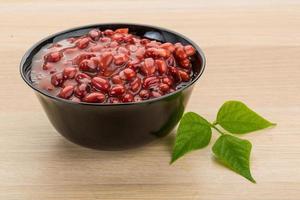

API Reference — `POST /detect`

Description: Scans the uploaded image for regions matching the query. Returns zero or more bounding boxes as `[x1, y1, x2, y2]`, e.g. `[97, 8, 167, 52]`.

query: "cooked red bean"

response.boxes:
[143, 76, 160, 89]
[178, 70, 190, 81]
[122, 68, 136, 80]
[130, 77, 141, 92]
[51, 72, 64, 86]
[156, 59, 167, 74]
[159, 83, 170, 93]
[122, 93, 134, 102]
[160, 42, 175, 53]
[99, 52, 113, 69]
[91, 77, 110, 92]
[63, 67, 77, 79]
[141, 58, 156, 75]
[74, 83, 89, 98]
[111, 75, 124, 84]
[76, 38, 90, 49]
[110, 84, 125, 96]
[184, 45, 195, 56]
[114, 53, 129, 65]
[75, 72, 91, 84]
[79, 59, 97, 72]
[169, 67, 182, 83]
[139, 89, 150, 99]
[180, 58, 191, 69]
[89, 29, 101, 41]
[150, 91, 162, 98]
[162, 77, 173, 86]
[44, 51, 62, 63]
[83, 92, 106, 103]
[58, 85, 74, 99]
[31, 28, 196, 103]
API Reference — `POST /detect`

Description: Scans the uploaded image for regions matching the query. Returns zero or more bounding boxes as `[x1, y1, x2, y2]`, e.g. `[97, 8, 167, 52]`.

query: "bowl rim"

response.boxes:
[20, 23, 206, 106]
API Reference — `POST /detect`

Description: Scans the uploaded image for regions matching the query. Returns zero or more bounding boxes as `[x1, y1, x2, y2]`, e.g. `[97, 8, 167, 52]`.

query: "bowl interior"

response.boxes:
[20, 23, 205, 104]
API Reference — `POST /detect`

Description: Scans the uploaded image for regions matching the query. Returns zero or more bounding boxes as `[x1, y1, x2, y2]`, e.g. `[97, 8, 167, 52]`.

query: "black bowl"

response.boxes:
[20, 23, 206, 150]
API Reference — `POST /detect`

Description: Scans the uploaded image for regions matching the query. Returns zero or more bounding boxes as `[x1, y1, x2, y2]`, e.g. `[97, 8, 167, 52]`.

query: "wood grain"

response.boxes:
[0, 0, 299, 199]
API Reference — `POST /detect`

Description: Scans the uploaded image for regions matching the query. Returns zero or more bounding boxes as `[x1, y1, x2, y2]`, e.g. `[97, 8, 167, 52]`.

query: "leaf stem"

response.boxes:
[211, 124, 226, 135]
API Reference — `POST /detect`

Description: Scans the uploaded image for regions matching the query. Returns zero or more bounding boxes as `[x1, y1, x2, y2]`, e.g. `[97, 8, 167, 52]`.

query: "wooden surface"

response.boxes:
[0, 0, 299, 199]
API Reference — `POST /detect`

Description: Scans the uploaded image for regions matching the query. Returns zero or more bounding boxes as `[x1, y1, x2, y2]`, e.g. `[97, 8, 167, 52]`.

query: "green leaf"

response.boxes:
[171, 112, 212, 164]
[216, 100, 276, 134]
[212, 134, 256, 183]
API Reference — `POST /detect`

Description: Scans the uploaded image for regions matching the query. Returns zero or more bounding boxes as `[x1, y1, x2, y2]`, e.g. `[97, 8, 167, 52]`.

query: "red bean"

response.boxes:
[44, 51, 62, 63]
[58, 85, 74, 99]
[174, 42, 184, 49]
[146, 48, 170, 58]
[89, 29, 101, 41]
[184, 45, 196, 56]
[111, 75, 124, 84]
[104, 29, 114, 36]
[63, 67, 77, 79]
[75, 72, 91, 84]
[122, 93, 134, 102]
[122, 68, 136, 80]
[178, 70, 190, 81]
[166, 55, 175, 66]
[175, 47, 187, 59]
[169, 67, 182, 83]
[162, 76, 174, 86]
[83, 92, 106, 103]
[130, 77, 141, 92]
[100, 37, 111, 43]
[160, 42, 175, 53]
[110, 84, 125, 96]
[99, 52, 113, 69]
[111, 33, 124, 42]
[76, 38, 90, 49]
[128, 45, 137, 52]
[139, 89, 150, 99]
[74, 83, 89, 98]
[180, 58, 191, 69]
[150, 91, 162, 98]
[156, 59, 167, 74]
[73, 53, 95, 65]
[141, 58, 156, 76]
[127, 59, 141, 70]
[146, 41, 160, 48]
[159, 83, 170, 93]
[118, 47, 129, 55]
[91, 77, 110, 92]
[135, 48, 145, 59]
[143, 76, 160, 89]
[115, 28, 129, 34]
[123, 34, 134, 43]
[51, 72, 64, 86]
[79, 59, 97, 72]
[140, 38, 150, 45]
[114, 53, 129, 65]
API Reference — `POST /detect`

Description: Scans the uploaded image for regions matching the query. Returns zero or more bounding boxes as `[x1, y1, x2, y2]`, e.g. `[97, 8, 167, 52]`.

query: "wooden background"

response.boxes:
[0, 0, 299, 199]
